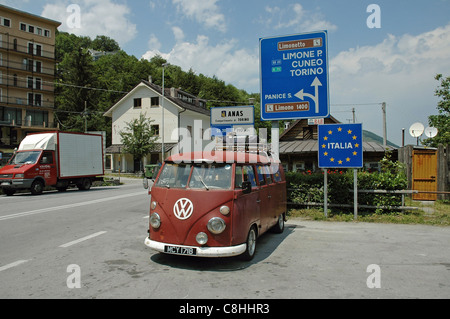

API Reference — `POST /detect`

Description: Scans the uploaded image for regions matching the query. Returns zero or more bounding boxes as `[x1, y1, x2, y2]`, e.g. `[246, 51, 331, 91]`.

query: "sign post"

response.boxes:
[260, 31, 329, 121]
[318, 123, 363, 219]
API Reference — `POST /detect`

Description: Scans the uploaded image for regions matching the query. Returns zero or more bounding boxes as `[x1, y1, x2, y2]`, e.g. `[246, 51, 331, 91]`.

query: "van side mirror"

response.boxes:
[242, 181, 252, 194]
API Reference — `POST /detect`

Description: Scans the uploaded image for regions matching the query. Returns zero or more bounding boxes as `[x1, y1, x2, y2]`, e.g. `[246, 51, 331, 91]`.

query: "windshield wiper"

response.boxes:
[194, 169, 209, 190]
[199, 177, 209, 190]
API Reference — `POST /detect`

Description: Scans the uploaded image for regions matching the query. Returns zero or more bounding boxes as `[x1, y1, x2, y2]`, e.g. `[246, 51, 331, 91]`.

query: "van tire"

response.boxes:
[272, 214, 285, 234]
[30, 180, 44, 195]
[241, 226, 257, 261]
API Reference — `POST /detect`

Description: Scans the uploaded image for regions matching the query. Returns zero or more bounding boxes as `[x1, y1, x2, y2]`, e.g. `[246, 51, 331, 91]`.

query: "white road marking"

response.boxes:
[59, 231, 107, 248]
[0, 260, 30, 272]
[0, 191, 144, 222]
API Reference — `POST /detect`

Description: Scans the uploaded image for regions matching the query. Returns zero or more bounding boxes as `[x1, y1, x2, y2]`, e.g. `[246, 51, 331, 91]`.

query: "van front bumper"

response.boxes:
[144, 237, 246, 258]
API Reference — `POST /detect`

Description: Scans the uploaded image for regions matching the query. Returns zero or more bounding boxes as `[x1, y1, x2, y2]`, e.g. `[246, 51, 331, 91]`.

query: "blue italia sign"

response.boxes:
[318, 124, 363, 168]
[260, 31, 330, 121]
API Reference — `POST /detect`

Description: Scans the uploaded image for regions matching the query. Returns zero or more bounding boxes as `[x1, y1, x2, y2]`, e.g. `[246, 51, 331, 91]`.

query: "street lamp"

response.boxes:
[161, 62, 169, 161]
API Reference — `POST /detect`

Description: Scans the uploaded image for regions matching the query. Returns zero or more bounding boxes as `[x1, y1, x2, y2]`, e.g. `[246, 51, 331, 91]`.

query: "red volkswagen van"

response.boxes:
[144, 149, 287, 260]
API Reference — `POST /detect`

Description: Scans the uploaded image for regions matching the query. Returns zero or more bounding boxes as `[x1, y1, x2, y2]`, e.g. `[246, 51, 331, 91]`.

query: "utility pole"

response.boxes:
[161, 63, 169, 161]
[84, 101, 88, 133]
[382, 102, 387, 148]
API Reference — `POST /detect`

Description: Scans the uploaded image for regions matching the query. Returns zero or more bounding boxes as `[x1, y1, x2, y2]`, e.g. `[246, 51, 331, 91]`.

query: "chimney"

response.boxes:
[170, 87, 176, 98]
[148, 75, 152, 83]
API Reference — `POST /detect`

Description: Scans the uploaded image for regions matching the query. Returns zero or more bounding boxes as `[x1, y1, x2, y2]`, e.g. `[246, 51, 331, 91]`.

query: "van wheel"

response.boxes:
[272, 214, 285, 234]
[30, 180, 44, 195]
[241, 226, 257, 261]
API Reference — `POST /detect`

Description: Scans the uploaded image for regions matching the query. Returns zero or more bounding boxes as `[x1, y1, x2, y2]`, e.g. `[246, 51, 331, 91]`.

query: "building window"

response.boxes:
[28, 93, 42, 106]
[20, 23, 26, 31]
[133, 98, 142, 108]
[151, 96, 159, 107]
[28, 77, 33, 89]
[151, 125, 160, 136]
[35, 78, 41, 90]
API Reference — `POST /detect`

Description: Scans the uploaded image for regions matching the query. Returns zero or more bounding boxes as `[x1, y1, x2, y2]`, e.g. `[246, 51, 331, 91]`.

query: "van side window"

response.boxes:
[235, 165, 257, 188]
[263, 165, 273, 184]
[256, 165, 265, 186]
[272, 165, 282, 182]
[244, 165, 257, 187]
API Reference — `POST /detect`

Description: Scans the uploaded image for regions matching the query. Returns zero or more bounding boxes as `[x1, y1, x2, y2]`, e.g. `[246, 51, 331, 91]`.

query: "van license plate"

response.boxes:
[164, 245, 197, 256]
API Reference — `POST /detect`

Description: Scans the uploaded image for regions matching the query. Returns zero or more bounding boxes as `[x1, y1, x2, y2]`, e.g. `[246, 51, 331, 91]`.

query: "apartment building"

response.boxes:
[0, 4, 60, 152]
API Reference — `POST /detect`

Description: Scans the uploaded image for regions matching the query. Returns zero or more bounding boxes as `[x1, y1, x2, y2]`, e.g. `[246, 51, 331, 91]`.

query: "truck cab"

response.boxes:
[0, 149, 57, 196]
[144, 147, 287, 261]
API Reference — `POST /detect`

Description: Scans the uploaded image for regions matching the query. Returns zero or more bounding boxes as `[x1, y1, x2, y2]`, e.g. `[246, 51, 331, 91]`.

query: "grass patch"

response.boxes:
[287, 200, 450, 226]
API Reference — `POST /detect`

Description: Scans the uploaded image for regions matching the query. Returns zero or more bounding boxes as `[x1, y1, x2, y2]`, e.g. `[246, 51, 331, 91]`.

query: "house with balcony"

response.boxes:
[104, 79, 211, 173]
[0, 4, 60, 154]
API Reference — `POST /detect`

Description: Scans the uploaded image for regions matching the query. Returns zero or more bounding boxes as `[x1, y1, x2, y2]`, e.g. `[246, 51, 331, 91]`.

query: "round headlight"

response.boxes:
[207, 217, 226, 235]
[196, 232, 208, 245]
[151, 201, 157, 210]
[150, 213, 161, 229]
[219, 205, 230, 216]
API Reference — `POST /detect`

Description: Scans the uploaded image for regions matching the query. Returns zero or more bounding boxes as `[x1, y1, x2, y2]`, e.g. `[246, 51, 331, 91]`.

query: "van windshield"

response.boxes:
[10, 151, 41, 165]
[189, 163, 232, 190]
[155, 162, 232, 190]
[155, 163, 192, 189]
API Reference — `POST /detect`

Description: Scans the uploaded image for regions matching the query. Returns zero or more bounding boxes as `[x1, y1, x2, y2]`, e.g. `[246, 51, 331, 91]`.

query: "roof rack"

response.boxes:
[214, 133, 271, 156]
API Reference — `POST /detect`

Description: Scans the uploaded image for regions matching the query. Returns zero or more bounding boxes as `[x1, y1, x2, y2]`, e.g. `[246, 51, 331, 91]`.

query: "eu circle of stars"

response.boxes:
[318, 123, 363, 168]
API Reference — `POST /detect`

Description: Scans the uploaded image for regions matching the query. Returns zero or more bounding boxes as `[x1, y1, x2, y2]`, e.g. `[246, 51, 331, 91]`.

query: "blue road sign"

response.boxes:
[260, 31, 329, 121]
[318, 124, 363, 168]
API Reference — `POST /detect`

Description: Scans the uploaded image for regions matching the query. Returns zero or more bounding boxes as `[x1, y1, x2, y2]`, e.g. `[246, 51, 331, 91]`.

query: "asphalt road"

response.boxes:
[1, 179, 449, 299]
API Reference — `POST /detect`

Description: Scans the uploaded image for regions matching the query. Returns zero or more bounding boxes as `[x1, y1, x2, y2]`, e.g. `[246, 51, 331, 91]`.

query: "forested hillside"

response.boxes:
[54, 32, 264, 145]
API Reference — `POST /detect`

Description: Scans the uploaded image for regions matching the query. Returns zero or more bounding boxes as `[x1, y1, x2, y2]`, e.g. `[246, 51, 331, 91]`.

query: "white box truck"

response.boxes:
[0, 132, 104, 196]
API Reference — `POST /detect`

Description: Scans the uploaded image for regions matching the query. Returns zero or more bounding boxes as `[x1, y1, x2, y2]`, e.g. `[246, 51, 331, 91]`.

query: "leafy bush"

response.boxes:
[286, 153, 408, 213]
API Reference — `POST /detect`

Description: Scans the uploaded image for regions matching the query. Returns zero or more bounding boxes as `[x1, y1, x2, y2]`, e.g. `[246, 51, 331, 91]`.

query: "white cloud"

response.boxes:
[41, 0, 137, 46]
[172, 0, 226, 32]
[264, 4, 337, 33]
[330, 24, 450, 144]
[142, 35, 259, 92]
[148, 34, 162, 50]
[172, 26, 185, 43]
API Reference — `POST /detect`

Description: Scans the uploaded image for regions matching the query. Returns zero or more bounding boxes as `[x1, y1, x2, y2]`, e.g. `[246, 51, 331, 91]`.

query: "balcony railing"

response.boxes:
[0, 58, 56, 76]
[0, 39, 56, 60]
[0, 118, 57, 129]
[0, 94, 55, 109]
[0, 74, 55, 92]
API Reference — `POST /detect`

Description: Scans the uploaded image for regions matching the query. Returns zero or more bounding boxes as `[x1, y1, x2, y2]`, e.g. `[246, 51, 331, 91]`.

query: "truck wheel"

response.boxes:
[78, 178, 92, 191]
[30, 180, 44, 195]
[241, 226, 257, 261]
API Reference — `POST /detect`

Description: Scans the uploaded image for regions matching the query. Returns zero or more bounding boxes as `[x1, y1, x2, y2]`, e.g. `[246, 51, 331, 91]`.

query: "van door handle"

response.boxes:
[268, 195, 272, 199]
[256, 200, 261, 203]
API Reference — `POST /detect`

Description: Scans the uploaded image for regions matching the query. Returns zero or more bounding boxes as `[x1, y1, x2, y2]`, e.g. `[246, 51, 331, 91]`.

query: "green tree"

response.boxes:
[424, 74, 450, 147]
[119, 114, 158, 172]
[91, 35, 120, 52]
[55, 41, 99, 132]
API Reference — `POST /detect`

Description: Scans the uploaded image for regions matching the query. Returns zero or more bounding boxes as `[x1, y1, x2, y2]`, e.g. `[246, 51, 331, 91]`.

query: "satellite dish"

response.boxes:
[409, 122, 424, 138]
[424, 127, 438, 138]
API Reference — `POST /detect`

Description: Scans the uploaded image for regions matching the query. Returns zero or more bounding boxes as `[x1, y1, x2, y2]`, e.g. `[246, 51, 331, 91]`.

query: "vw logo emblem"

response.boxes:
[173, 198, 194, 220]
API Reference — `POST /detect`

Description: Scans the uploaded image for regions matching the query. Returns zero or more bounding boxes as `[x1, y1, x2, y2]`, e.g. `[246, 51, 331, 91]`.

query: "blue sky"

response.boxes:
[1, 0, 449, 145]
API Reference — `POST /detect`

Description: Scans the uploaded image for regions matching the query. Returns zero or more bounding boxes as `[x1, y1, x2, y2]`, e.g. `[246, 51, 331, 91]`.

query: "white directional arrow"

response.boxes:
[295, 77, 323, 113]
